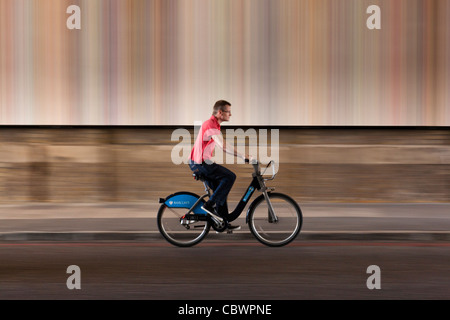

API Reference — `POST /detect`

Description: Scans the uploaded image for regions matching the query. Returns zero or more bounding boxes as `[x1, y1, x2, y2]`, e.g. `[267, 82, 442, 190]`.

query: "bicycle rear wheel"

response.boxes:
[157, 197, 210, 247]
[248, 193, 302, 247]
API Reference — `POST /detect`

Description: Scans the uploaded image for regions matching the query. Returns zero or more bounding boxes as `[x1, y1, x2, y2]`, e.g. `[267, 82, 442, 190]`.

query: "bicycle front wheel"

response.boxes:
[157, 196, 210, 247]
[248, 193, 302, 247]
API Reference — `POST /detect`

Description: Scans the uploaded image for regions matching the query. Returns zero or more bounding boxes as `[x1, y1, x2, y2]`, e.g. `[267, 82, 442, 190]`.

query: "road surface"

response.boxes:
[0, 240, 448, 300]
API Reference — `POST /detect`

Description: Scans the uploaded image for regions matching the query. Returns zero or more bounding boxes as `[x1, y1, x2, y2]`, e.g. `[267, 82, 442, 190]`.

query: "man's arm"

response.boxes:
[212, 134, 250, 161]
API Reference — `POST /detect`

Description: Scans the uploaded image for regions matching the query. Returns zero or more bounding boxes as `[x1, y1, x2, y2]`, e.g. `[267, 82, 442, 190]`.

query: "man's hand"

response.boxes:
[245, 155, 257, 164]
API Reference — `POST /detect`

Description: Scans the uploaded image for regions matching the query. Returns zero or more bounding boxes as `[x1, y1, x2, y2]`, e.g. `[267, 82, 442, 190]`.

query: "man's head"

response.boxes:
[212, 100, 232, 123]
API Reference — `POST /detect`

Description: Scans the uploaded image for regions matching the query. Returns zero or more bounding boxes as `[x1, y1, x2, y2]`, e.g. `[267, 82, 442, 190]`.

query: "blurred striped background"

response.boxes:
[1, 0, 449, 126]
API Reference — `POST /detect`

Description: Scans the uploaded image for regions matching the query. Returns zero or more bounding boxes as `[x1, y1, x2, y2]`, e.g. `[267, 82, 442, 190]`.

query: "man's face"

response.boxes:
[219, 105, 232, 122]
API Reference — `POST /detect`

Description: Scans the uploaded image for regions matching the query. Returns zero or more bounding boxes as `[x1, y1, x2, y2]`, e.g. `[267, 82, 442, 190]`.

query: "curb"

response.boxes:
[1, 231, 449, 242]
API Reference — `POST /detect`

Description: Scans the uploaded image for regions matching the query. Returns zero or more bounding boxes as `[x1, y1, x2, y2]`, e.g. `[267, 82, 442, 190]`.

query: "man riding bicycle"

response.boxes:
[188, 100, 253, 231]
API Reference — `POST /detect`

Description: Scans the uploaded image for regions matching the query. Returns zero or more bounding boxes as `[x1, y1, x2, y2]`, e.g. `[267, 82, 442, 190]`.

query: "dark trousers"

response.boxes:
[189, 161, 236, 210]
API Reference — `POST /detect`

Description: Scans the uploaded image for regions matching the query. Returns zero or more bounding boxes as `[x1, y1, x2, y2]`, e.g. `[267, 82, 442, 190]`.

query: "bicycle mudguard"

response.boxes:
[245, 193, 265, 224]
[160, 192, 207, 215]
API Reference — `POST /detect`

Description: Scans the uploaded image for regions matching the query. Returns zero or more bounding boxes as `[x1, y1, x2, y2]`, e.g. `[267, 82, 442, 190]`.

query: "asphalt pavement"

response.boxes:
[0, 202, 449, 242]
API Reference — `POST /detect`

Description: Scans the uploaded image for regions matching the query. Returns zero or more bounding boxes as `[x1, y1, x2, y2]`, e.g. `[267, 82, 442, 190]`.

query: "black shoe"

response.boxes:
[226, 224, 241, 231]
[201, 201, 223, 222]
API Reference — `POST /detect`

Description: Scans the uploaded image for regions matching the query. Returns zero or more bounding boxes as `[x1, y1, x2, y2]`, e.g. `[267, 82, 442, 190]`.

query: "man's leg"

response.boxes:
[207, 164, 240, 229]
[205, 163, 236, 209]
[194, 163, 234, 216]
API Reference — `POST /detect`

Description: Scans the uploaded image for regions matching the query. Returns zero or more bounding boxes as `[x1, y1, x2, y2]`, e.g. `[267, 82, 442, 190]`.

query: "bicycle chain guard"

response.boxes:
[210, 217, 227, 232]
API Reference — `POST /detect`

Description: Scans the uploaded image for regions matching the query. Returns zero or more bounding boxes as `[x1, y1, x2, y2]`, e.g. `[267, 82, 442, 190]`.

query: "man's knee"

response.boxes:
[220, 171, 236, 188]
[228, 171, 236, 185]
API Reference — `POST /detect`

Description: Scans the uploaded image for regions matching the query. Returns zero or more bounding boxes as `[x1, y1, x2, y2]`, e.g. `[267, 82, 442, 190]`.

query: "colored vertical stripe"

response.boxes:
[0, 0, 448, 125]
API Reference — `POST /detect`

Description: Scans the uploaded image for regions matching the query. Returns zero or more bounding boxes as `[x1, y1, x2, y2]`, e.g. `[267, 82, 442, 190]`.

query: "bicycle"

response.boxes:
[157, 160, 303, 247]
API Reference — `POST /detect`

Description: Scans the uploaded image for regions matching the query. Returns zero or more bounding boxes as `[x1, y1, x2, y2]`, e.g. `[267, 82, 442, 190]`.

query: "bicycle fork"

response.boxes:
[256, 174, 278, 223]
[262, 189, 278, 223]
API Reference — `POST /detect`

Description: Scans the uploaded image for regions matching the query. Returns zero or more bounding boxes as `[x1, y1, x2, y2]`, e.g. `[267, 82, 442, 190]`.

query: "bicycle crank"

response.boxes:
[211, 217, 227, 233]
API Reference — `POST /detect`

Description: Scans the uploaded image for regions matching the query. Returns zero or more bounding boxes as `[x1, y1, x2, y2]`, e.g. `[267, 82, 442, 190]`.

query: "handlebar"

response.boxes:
[246, 159, 277, 181]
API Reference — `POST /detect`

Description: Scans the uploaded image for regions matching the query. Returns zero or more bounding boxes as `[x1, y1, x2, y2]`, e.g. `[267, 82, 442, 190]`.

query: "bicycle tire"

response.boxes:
[157, 193, 211, 247]
[247, 193, 302, 247]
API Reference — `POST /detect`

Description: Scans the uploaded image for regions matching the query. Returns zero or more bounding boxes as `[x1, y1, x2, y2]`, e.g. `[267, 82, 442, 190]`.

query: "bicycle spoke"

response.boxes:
[249, 193, 302, 247]
[157, 196, 210, 247]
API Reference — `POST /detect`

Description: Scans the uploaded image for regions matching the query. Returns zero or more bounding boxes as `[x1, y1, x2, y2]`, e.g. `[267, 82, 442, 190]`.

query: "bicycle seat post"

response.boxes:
[203, 181, 211, 196]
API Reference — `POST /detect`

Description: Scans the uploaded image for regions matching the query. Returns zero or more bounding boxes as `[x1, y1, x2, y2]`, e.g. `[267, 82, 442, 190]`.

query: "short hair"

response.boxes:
[212, 100, 231, 115]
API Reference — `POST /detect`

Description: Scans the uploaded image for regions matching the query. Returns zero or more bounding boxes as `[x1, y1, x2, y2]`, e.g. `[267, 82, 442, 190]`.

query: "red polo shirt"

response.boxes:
[190, 115, 221, 163]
